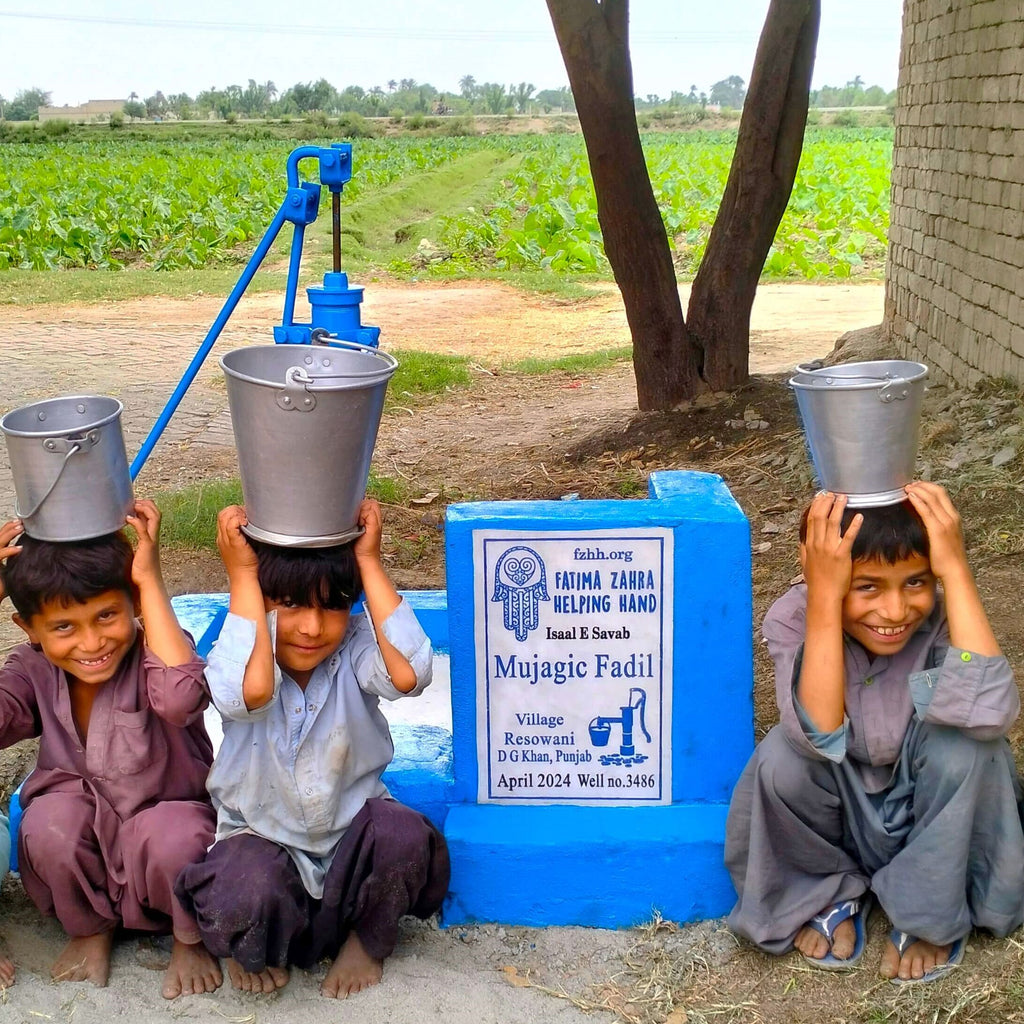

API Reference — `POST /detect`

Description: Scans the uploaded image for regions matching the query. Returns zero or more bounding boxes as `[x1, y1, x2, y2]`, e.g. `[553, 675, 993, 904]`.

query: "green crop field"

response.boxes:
[0, 126, 891, 285]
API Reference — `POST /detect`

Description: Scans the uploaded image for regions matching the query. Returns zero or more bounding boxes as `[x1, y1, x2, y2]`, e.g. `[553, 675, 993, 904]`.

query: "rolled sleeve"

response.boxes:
[351, 599, 433, 701]
[794, 687, 848, 763]
[917, 647, 1019, 739]
[206, 612, 280, 722]
[763, 589, 833, 762]
[144, 644, 209, 727]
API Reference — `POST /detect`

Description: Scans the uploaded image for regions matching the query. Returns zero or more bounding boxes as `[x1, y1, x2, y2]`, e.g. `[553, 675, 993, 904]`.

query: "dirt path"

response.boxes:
[1, 279, 883, 370]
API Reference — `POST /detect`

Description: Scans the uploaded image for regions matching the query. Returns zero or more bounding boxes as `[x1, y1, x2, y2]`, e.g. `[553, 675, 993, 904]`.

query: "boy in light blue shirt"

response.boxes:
[176, 499, 449, 999]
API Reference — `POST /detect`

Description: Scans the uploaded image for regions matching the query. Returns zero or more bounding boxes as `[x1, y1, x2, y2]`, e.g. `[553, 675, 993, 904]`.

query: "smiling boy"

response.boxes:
[0, 504, 221, 998]
[726, 482, 1024, 983]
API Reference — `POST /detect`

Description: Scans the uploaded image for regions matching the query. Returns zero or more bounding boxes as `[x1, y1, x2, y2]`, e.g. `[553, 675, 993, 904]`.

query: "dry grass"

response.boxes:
[567, 914, 1024, 1024]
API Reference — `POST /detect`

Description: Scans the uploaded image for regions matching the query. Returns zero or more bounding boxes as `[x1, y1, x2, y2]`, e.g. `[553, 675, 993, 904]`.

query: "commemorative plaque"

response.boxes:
[473, 528, 674, 805]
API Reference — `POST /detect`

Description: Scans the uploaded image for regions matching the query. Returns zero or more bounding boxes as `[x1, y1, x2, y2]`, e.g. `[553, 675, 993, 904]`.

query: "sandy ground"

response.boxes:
[0, 280, 883, 1023]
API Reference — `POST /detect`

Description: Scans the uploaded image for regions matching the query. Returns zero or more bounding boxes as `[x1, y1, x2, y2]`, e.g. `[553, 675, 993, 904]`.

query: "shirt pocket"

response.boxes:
[111, 708, 168, 776]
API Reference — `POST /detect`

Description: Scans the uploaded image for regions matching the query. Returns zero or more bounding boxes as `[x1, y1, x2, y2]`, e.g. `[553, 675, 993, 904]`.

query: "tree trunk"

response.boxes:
[686, 0, 821, 390]
[546, 0, 704, 410]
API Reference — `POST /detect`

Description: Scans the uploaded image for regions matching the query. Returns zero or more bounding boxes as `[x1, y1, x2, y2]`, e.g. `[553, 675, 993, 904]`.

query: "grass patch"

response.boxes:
[157, 479, 242, 550]
[388, 349, 472, 403]
[0, 266, 289, 306]
[157, 471, 409, 551]
[508, 346, 632, 375]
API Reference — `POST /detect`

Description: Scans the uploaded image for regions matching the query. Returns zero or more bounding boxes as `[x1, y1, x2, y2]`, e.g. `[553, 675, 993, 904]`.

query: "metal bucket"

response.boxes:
[0, 396, 133, 541]
[220, 342, 398, 547]
[789, 359, 929, 507]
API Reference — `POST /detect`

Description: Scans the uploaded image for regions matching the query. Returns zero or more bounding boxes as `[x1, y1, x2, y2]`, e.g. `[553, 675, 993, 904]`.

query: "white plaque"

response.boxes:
[474, 528, 674, 805]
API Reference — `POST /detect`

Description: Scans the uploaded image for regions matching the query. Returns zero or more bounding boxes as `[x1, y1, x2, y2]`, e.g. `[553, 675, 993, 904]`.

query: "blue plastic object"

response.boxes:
[130, 142, 380, 480]
[8, 783, 22, 872]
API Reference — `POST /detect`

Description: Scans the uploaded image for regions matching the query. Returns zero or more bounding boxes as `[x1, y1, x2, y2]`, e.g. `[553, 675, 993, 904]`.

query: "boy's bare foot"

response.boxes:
[879, 935, 952, 981]
[0, 954, 14, 988]
[794, 916, 857, 961]
[162, 939, 223, 999]
[226, 957, 289, 993]
[52, 931, 115, 987]
[321, 932, 383, 999]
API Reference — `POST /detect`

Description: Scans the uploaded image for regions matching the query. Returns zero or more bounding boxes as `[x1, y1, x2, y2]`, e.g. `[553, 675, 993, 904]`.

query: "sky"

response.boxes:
[0, 1, 903, 107]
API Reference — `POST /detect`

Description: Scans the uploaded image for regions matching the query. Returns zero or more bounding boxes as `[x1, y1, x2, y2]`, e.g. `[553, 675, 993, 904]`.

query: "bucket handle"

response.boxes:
[878, 378, 911, 403]
[14, 431, 99, 519]
[275, 353, 398, 412]
[276, 367, 319, 413]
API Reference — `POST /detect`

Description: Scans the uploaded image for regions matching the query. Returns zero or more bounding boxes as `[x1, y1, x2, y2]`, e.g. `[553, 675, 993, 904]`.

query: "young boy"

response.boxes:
[726, 482, 1024, 983]
[176, 499, 449, 999]
[0, 503, 222, 998]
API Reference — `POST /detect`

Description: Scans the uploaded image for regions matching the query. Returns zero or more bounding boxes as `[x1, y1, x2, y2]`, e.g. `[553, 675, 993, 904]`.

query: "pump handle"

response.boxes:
[630, 687, 651, 743]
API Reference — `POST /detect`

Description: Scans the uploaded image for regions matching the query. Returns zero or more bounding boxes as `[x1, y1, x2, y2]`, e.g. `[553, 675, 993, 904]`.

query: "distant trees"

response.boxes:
[1, 87, 51, 120]
[510, 82, 536, 114]
[144, 91, 168, 118]
[0, 69, 894, 127]
[481, 83, 510, 114]
[709, 75, 746, 108]
[536, 86, 575, 112]
[809, 78, 895, 107]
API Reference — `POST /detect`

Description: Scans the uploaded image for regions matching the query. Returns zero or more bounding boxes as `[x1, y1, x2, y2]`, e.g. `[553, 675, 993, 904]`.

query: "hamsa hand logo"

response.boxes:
[491, 546, 549, 641]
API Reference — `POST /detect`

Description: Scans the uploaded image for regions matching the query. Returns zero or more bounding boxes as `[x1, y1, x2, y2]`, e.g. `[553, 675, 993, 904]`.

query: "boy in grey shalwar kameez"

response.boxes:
[726, 482, 1024, 983]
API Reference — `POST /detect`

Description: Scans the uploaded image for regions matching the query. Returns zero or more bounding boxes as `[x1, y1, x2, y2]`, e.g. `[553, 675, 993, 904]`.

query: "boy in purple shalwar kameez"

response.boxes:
[726, 483, 1024, 983]
[0, 502, 221, 998]
[176, 498, 449, 999]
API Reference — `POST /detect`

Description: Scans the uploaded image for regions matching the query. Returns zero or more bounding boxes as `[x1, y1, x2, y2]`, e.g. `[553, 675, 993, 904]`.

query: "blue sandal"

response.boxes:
[888, 929, 965, 984]
[800, 895, 872, 970]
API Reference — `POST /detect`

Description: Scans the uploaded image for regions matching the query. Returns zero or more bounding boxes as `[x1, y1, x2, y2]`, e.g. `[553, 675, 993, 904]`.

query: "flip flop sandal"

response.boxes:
[888, 929, 966, 984]
[800, 894, 873, 970]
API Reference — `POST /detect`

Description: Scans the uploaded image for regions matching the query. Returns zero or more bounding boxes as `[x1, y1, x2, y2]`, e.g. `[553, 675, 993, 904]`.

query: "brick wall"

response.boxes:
[885, 0, 1024, 385]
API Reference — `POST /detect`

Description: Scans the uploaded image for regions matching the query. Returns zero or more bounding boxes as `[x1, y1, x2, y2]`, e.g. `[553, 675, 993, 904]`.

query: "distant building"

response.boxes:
[37, 99, 127, 123]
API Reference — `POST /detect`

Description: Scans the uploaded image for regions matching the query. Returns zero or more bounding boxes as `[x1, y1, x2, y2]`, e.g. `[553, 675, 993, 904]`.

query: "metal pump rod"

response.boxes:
[332, 192, 342, 274]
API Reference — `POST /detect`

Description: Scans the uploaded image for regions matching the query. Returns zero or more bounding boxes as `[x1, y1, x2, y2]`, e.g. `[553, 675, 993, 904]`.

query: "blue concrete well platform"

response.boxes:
[443, 803, 733, 928]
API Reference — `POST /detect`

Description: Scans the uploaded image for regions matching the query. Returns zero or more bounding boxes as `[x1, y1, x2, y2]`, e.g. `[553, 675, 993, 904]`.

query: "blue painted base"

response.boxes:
[383, 723, 454, 830]
[442, 803, 735, 928]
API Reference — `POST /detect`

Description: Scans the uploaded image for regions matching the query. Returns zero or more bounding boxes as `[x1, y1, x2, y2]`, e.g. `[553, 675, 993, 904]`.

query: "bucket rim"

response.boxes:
[0, 395, 124, 439]
[220, 343, 398, 389]
[789, 360, 928, 392]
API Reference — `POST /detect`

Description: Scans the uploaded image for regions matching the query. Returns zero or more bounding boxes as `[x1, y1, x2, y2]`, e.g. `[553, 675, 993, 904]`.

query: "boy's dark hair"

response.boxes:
[799, 499, 930, 565]
[251, 538, 361, 610]
[1, 531, 136, 620]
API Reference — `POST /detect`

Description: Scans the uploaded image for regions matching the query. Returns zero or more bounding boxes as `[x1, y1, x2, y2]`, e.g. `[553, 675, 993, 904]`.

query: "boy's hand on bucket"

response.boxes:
[0, 519, 23, 601]
[353, 499, 383, 563]
[126, 500, 164, 586]
[800, 492, 864, 600]
[217, 505, 259, 580]
[904, 482, 968, 581]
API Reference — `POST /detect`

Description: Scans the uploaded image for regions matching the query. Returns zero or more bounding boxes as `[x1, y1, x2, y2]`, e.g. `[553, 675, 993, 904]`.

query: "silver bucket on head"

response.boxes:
[1, 396, 134, 541]
[789, 359, 929, 507]
[220, 342, 398, 548]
